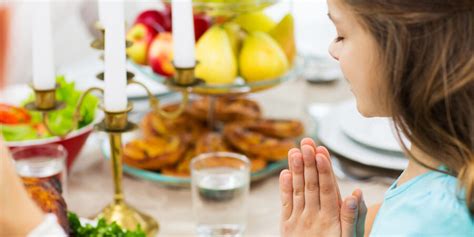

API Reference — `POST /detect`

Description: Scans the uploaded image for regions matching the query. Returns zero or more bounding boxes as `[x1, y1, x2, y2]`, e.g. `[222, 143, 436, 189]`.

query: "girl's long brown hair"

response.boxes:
[343, 0, 474, 213]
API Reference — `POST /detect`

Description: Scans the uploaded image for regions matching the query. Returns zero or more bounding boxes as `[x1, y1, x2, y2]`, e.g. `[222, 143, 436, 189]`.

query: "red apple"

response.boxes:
[135, 10, 171, 32]
[193, 14, 212, 41]
[148, 32, 174, 77]
[164, 3, 172, 17]
[166, 5, 212, 41]
[126, 23, 157, 65]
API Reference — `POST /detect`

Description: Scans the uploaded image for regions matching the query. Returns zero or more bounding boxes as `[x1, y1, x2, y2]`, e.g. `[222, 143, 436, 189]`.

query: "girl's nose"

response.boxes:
[328, 41, 340, 61]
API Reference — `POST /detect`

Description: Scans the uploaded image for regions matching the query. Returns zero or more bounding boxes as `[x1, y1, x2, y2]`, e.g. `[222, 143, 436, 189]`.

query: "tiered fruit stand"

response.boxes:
[106, 0, 302, 187]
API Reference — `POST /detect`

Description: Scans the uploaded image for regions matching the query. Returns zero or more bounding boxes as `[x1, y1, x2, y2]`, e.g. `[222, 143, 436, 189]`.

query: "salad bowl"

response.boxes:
[1, 79, 102, 170]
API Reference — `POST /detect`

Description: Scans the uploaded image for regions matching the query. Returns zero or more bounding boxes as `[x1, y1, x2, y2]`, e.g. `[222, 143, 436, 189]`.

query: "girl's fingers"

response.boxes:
[300, 139, 341, 205]
[279, 169, 293, 221]
[316, 145, 331, 158]
[316, 146, 342, 204]
[290, 150, 305, 215]
[301, 144, 319, 214]
[288, 148, 300, 171]
[316, 153, 339, 213]
[353, 189, 367, 237]
[340, 195, 359, 237]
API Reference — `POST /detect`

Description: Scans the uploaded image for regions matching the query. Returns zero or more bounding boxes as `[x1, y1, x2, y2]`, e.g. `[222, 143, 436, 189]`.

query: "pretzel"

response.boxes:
[123, 136, 187, 170]
[224, 123, 296, 162]
[247, 119, 304, 139]
[187, 96, 262, 122]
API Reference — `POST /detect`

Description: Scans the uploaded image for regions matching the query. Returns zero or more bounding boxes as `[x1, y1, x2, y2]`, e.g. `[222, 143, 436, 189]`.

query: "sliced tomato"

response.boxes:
[0, 103, 31, 124]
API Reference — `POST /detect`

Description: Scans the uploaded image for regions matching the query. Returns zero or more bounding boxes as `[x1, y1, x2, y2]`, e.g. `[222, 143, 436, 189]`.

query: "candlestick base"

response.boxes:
[24, 86, 65, 112]
[96, 201, 159, 237]
[95, 103, 134, 131]
[173, 66, 198, 86]
[171, 62, 202, 87]
[165, 78, 205, 93]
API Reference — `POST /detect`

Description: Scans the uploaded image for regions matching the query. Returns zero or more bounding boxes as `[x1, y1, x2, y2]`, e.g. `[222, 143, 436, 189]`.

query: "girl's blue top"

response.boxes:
[370, 167, 474, 237]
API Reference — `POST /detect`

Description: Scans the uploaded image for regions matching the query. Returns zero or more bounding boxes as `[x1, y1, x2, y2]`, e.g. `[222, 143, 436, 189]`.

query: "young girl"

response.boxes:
[279, 0, 473, 236]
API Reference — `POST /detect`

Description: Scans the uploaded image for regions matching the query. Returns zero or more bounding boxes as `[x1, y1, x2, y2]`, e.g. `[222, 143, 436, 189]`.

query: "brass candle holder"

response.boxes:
[29, 87, 58, 110]
[29, 22, 198, 237]
[23, 19, 203, 237]
[89, 68, 197, 236]
[24, 85, 101, 138]
[94, 103, 158, 236]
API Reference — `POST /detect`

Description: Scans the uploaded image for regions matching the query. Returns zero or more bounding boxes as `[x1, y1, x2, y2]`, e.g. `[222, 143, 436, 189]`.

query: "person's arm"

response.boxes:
[0, 5, 46, 236]
[364, 203, 382, 237]
[0, 139, 45, 236]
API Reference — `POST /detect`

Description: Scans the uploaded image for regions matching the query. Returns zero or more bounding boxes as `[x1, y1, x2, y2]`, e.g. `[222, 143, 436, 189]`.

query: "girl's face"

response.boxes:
[327, 0, 389, 117]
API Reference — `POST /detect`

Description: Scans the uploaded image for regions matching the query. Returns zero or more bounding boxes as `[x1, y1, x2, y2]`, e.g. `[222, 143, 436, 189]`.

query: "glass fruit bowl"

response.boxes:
[129, 56, 302, 96]
[163, 0, 278, 17]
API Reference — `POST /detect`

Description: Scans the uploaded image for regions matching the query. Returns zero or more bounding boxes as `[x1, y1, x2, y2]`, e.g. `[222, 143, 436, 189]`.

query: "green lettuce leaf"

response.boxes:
[68, 212, 146, 237]
[0, 124, 38, 141]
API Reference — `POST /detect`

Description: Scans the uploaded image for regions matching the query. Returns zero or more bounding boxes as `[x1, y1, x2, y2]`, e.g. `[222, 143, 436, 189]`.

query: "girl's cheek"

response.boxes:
[337, 49, 353, 84]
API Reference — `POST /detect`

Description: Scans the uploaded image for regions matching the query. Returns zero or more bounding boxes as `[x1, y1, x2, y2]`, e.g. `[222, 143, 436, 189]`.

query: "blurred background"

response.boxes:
[5, 0, 335, 85]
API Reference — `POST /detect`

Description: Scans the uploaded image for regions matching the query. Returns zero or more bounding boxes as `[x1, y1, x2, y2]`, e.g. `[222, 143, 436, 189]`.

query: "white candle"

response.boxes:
[103, 0, 127, 112]
[32, 1, 55, 90]
[172, 0, 196, 68]
[98, 0, 108, 28]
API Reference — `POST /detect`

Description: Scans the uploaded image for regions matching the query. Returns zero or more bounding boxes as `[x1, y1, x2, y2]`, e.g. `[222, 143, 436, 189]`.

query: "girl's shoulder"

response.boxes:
[371, 171, 474, 236]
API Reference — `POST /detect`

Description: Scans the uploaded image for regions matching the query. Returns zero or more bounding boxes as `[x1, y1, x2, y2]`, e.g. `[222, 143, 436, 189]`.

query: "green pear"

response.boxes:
[195, 26, 237, 85]
[234, 11, 276, 33]
[270, 14, 296, 65]
[239, 32, 289, 82]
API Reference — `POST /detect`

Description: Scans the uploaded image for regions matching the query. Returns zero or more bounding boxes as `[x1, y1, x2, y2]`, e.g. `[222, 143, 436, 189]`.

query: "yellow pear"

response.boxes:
[234, 11, 276, 33]
[195, 26, 237, 85]
[223, 22, 242, 58]
[239, 32, 289, 82]
[270, 14, 296, 65]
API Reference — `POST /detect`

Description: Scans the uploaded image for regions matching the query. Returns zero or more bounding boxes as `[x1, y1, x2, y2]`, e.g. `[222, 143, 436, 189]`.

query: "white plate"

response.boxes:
[314, 101, 408, 170]
[337, 100, 407, 153]
[0, 84, 31, 105]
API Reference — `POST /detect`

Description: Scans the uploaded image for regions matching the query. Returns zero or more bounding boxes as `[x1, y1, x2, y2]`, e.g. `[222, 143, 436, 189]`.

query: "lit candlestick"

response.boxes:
[172, 0, 196, 68]
[103, 0, 127, 112]
[32, 1, 55, 90]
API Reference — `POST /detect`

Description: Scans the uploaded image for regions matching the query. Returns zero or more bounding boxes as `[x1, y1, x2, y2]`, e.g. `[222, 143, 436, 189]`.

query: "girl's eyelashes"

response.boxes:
[335, 36, 344, 42]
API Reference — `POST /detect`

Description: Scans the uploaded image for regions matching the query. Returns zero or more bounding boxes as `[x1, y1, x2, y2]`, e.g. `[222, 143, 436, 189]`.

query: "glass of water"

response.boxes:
[191, 151, 251, 237]
[11, 144, 68, 195]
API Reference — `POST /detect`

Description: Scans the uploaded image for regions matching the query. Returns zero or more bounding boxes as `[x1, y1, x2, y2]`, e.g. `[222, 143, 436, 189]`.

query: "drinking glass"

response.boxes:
[11, 144, 68, 195]
[191, 152, 251, 237]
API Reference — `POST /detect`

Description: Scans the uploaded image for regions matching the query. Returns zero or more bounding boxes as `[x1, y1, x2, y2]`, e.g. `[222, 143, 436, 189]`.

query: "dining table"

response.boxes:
[66, 76, 395, 237]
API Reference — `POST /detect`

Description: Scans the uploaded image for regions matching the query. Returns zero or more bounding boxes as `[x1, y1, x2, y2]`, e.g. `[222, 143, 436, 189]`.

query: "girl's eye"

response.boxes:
[335, 36, 344, 42]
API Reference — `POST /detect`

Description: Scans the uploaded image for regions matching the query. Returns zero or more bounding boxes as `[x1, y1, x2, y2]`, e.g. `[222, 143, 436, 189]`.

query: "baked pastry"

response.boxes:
[247, 119, 304, 139]
[187, 96, 262, 122]
[141, 107, 207, 141]
[124, 96, 303, 177]
[123, 136, 187, 170]
[249, 158, 267, 173]
[194, 132, 231, 154]
[224, 123, 296, 161]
